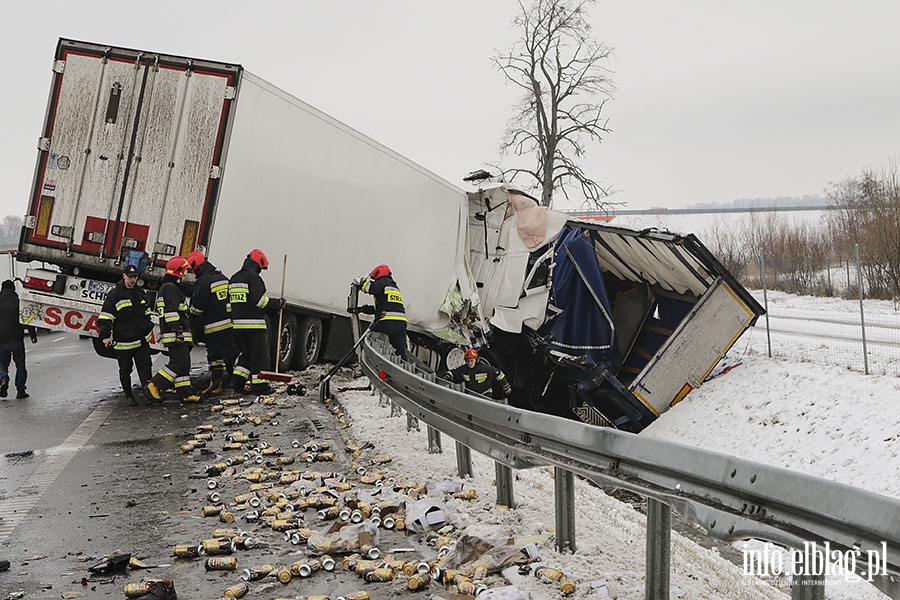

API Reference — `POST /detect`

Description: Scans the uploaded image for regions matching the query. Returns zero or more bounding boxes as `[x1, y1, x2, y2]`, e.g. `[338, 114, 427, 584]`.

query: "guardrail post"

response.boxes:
[645, 498, 671, 600]
[427, 426, 442, 454]
[406, 414, 419, 432]
[456, 442, 472, 478]
[554, 468, 576, 553]
[495, 462, 515, 508]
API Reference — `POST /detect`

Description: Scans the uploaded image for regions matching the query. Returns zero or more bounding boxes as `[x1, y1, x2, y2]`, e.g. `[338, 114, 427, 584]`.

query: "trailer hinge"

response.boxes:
[154, 242, 176, 256]
[224, 86, 236, 100]
[23, 216, 36, 230]
[38, 137, 51, 152]
[209, 165, 221, 180]
[51, 225, 75, 240]
[85, 231, 106, 244]
[52, 59, 65, 74]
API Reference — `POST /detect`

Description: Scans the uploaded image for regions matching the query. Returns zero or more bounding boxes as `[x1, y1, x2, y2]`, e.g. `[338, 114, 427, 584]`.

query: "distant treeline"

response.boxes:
[702, 170, 900, 301]
[689, 195, 829, 210]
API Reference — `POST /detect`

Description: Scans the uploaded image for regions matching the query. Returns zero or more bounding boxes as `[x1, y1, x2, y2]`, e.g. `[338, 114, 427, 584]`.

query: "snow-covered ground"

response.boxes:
[323, 291, 898, 600]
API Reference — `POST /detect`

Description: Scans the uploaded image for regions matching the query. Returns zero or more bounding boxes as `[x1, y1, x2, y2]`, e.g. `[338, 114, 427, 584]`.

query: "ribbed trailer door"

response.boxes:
[22, 39, 239, 273]
[629, 278, 757, 415]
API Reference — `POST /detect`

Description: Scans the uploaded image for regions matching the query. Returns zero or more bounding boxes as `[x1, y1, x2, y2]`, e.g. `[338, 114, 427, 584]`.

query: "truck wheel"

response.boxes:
[275, 313, 298, 372]
[293, 317, 323, 369]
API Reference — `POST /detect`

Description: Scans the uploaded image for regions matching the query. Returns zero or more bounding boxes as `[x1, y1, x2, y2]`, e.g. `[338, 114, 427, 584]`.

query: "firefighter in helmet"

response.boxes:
[146, 256, 200, 403]
[351, 264, 408, 360]
[186, 250, 237, 397]
[442, 348, 512, 399]
[229, 249, 282, 394]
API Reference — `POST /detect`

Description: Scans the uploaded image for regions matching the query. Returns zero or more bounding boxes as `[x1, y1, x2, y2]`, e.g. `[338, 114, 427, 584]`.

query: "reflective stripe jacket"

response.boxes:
[229, 257, 271, 330]
[443, 359, 509, 398]
[360, 274, 407, 322]
[189, 260, 232, 335]
[156, 276, 193, 346]
[97, 280, 153, 349]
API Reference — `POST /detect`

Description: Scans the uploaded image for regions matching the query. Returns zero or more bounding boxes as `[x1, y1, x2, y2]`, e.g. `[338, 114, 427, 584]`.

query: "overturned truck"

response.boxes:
[397, 179, 765, 434]
[17, 39, 761, 432]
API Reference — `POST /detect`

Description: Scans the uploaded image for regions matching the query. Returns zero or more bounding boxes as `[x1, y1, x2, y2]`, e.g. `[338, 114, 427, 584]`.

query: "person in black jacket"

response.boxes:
[352, 264, 407, 360]
[98, 265, 154, 403]
[187, 251, 237, 397]
[229, 249, 281, 394]
[0, 280, 38, 399]
[442, 348, 511, 399]
[146, 257, 199, 403]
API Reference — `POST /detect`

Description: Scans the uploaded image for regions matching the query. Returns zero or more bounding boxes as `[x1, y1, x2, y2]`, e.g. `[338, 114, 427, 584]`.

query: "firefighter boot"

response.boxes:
[231, 374, 248, 395]
[145, 382, 163, 404]
[250, 382, 274, 396]
[200, 368, 225, 398]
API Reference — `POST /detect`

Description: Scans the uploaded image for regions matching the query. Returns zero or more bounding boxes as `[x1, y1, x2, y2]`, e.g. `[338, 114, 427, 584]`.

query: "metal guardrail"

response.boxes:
[354, 334, 900, 599]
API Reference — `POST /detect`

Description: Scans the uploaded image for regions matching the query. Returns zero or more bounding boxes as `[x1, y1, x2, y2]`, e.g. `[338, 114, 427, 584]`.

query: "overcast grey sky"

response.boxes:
[2, 1, 900, 217]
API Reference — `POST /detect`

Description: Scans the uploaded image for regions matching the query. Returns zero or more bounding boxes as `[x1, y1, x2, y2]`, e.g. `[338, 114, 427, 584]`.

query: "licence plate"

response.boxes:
[87, 279, 114, 294]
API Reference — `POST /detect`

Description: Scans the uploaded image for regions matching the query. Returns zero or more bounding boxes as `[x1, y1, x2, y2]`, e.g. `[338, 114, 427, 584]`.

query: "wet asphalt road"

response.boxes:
[0, 334, 435, 599]
[0, 333, 125, 503]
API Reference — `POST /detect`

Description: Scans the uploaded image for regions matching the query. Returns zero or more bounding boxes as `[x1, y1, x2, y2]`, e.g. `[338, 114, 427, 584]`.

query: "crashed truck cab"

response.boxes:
[462, 180, 765, 433]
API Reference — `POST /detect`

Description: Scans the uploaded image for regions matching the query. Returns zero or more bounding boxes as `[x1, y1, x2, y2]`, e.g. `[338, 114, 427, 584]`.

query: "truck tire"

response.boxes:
[293, 317, 323, 369]
[273, 312, 299, 372]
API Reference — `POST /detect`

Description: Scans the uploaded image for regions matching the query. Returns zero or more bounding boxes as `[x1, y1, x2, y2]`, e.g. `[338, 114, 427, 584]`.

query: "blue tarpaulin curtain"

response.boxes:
[539, 226, 617, 368]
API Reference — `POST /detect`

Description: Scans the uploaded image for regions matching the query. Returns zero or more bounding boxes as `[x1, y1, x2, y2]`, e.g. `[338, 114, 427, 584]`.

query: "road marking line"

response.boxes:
[0, 403, 113, 543]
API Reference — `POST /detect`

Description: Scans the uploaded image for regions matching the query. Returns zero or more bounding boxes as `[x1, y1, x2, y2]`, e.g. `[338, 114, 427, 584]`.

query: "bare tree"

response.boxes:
[494, 0, 614, 208]
[828, 167, 900, 300]
[0, 215, 22, 251]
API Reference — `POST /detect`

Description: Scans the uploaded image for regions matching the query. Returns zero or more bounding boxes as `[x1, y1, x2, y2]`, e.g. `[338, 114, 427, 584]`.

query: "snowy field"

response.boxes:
[742, 290, 900, 377]
[323, 289, 898, 600]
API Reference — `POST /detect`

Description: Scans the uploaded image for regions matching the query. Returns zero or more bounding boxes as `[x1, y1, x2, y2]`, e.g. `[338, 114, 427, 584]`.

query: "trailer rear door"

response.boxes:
[629, 278, 757, 415]
[22, 39, 240, 272]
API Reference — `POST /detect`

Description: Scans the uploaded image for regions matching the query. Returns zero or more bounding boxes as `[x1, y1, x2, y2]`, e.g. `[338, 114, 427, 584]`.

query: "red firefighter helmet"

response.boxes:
[464, 348, 479, 361]
[248, 249, 269, 270]
[165, 256, 190, 279]
[369, 264, 391, 280]
[186, 250, 206, 271]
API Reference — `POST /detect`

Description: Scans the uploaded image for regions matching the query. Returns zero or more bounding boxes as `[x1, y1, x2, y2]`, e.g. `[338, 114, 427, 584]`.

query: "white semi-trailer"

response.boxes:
[18, 38, 468, 369]
[18, 39, 763, 432]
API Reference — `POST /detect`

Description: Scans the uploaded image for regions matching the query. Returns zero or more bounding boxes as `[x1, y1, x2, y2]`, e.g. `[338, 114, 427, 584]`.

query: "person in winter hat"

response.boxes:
[0, 279, 38, 399]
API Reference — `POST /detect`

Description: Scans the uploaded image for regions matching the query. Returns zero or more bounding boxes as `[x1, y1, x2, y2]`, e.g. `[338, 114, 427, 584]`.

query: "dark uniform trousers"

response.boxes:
[117, 343, 152, 396]
[373, 320, 407, 360]
[150, 342, 192, 398]
[205, 329, 237, 382]
[233, 329, 270, 391]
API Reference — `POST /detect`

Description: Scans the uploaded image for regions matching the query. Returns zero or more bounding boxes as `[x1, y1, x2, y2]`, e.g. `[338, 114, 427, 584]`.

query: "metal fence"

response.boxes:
[739, 246, 900, 377]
